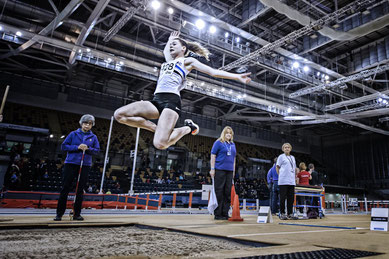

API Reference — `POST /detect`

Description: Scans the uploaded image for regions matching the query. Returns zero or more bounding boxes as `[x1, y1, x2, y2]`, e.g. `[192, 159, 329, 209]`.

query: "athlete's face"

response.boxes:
[170, 39, 186, 58]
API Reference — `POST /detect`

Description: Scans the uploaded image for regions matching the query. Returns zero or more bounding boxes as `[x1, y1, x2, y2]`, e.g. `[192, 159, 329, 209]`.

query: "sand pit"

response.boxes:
[0, 226, 252, 258]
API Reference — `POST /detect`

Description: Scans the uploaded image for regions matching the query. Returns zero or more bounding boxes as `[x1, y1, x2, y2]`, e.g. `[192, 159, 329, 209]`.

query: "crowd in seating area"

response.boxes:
[3, 145, 123, 194]
[235, 178, 270, 200]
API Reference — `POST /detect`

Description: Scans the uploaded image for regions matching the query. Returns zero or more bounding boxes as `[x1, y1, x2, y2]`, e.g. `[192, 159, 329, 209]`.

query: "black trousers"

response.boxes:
[56, 163, 90, 217]
[214, 169, 233, 218]
[279, 185, 295, 215]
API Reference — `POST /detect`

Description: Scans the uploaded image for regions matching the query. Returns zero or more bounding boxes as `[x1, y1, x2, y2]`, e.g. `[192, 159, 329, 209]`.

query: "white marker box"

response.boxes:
[257, 206, 273, 224]
[370, 208, 389, 231]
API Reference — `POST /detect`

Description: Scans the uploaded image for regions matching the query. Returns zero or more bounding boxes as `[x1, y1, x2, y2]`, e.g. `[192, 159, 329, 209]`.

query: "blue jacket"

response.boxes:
[61, 128, 100, 166]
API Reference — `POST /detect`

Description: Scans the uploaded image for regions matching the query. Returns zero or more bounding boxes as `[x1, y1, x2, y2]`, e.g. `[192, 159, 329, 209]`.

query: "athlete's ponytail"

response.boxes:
[176, 38, 211, 61]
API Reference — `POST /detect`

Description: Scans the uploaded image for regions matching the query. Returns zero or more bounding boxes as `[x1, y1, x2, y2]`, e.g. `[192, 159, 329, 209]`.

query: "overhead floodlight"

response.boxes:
[378, 97, 383, 103]
[49, 134, 54, 138]
[287, 107, 292, 113]
[325, 75, 329, 80]
[292, 61, 299, 69]
[237, 95, 242, 99]
[86, 48, 91, 52]
[78, 49, 82, 53]
[243, 93, 247, 98]
[200, 82, 205, 86]
[221, 87, 225, 92]
[182, 20, 187, 27]
[224, 32, 229, 38]
[383, 100, 388, 105]
[209, 25, 217, 34]
[195, 19, 205, 30]
[0, 25, 3, 31]
[16, 31, 22, 37]
[229, 89, 233, 94]
[119, 61, 124, 65]
[168, 7, 174, 14]
[60, 135, 65, 139]
[303, 66, 309, 72]
[153, 67, 158, 72]
[151, 0, 161, 10]
[236, 37, 240, 43]
[107, 58, 112, 63]
[317, 72, 320, 76]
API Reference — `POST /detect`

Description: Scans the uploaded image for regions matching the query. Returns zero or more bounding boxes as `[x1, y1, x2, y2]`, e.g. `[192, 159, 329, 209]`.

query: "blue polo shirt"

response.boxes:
[269, 164, 278, 181]
[211, 140, 236, 171]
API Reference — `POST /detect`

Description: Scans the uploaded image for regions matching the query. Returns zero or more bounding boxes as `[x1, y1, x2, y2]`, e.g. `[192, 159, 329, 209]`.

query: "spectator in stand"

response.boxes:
[87, 185, 93, 193]
[276, 143, 298, 220]
[308, 163, 319, 186]
[54, 114, 100, 221]
[210, 126, 236, 220]
[10, 172, 19, 189]
[297, 162, 311, 186]
[268, 157, 279, 215]
[43, 170, 49, 179]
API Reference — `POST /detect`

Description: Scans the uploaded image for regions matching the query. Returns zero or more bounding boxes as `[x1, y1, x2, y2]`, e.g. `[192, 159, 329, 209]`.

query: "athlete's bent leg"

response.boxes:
[114, 101, 159, 132]
[153, 109, 192, 150]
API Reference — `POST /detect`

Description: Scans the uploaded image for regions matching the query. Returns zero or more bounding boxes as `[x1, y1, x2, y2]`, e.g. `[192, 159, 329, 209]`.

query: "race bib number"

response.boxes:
[160, 61, 175, 77]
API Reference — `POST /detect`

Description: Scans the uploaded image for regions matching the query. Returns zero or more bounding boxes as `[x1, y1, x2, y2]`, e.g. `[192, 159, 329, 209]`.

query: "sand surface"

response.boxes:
[0, 226, 251, 258]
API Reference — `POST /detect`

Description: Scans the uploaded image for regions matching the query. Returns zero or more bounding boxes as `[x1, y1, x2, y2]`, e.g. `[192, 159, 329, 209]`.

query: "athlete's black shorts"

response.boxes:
[150, 93, 182, 116]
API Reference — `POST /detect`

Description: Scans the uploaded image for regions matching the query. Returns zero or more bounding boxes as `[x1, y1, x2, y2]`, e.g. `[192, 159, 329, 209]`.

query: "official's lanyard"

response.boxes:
[285, 155, 294, 172]
[224, 142, 232, 156]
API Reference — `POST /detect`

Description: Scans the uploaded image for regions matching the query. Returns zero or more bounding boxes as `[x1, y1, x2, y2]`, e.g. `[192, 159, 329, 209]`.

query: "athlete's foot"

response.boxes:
[184, 119, 199, 135]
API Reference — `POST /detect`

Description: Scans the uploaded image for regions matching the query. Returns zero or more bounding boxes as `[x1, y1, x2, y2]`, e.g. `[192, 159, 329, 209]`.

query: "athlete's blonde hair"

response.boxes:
[218, 126, 234, 143]
[176, 38, 211, 61]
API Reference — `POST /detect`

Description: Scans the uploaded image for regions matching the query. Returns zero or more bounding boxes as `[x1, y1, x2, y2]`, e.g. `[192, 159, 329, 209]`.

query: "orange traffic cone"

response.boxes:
[228, 194, 244, 221]
[231, 185, 236, 206]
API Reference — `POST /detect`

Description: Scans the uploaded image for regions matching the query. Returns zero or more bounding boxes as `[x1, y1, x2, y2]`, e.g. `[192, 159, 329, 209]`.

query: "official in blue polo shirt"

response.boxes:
[210, 126, 236, 220]
[268, 157, 279, 215]
[54, 114, 100, 221]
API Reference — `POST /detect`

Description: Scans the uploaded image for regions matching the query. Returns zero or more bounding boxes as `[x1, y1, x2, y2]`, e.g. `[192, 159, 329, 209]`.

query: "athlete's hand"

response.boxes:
[169, 31, 180, 41]
[237, 72, 251, 84]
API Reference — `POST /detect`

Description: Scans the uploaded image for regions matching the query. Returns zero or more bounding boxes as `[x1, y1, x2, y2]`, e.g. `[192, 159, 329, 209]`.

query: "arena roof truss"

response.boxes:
[0, 0, 389, 137]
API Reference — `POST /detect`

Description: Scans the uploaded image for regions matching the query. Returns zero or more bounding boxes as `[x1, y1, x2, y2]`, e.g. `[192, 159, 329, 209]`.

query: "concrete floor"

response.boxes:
[0, 209, 388, 258]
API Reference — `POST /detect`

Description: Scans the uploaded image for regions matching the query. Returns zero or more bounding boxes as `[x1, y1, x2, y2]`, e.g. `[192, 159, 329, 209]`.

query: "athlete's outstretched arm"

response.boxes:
[163, 31, 180, 62]
[185, 57, 251, 84]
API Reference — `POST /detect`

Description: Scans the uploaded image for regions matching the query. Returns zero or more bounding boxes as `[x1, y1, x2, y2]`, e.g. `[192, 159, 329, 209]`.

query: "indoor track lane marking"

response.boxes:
[227, 228, 365, 237]
[175, 223, 260, 228]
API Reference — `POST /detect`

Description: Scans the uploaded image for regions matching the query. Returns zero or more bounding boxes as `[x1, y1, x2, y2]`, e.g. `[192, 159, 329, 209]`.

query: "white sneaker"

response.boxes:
[184, 119, 199, 135]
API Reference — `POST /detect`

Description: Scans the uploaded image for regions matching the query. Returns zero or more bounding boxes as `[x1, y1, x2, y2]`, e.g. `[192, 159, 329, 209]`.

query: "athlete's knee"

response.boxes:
[114, 108, 128, 123]
[153, 138, 168, 150]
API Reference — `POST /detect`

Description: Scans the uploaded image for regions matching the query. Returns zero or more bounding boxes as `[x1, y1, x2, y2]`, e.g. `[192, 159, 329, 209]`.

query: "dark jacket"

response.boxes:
[61, 128, 100, 166]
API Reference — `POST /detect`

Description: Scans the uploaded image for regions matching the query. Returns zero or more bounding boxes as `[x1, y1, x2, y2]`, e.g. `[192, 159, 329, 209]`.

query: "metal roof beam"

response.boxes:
[0, 0, 84, 59]
[68, 0, 111, 64]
